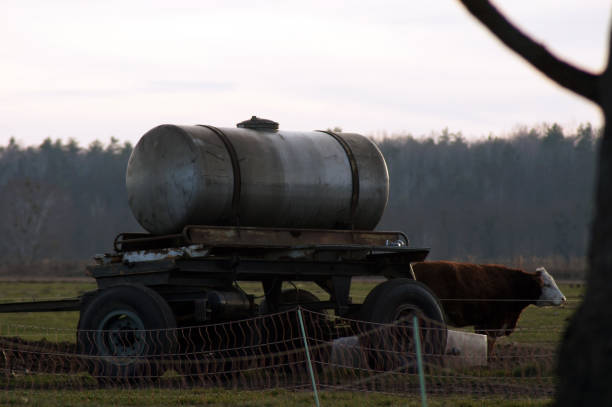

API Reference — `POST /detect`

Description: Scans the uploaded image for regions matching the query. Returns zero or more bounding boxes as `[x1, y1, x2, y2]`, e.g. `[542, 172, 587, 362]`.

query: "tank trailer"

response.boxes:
[0, 117, 446, 375]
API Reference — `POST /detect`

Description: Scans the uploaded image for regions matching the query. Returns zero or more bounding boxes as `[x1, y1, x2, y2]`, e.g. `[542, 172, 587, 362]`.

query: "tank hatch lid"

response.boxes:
[237, 116, 279, 130]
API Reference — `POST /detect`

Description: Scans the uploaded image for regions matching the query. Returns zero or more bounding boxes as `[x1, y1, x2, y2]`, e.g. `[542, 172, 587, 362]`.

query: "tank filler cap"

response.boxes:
[237, 116, 279, 131]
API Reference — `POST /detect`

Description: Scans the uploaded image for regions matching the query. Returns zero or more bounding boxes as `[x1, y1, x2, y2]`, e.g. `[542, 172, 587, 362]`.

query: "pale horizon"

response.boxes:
[1, 0, 608, 147]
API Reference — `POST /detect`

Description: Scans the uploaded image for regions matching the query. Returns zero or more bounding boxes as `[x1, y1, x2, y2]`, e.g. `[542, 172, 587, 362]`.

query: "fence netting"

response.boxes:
[0, 308, 561, 400]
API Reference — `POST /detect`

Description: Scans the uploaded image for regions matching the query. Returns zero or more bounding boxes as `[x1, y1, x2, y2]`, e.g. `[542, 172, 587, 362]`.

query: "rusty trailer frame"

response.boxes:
[0, 225, 428, 318]
[0, 225, 449, 380]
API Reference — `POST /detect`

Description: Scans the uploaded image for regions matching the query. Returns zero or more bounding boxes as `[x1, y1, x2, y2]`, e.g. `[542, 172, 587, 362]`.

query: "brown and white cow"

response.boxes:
[411, 261, 566, 353]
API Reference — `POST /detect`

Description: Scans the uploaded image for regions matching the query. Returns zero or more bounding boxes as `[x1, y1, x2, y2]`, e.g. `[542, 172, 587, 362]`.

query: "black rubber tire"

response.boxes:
[359, 278, 447, 361]
[77, 284, 177, 381]
[259, 288, 320, 314]
[256, 289, 322, 375]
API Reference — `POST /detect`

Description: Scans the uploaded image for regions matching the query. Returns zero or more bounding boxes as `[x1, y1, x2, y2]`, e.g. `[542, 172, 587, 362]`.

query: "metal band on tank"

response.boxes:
[317, 130, 359, 228]
[197, 125, 241, 226]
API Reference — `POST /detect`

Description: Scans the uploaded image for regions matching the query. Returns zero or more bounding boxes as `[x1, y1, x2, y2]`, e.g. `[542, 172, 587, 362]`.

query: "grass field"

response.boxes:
[0, 280, 583, 344]
[1, 388, 554, 407]
[0, 280, 580, 406]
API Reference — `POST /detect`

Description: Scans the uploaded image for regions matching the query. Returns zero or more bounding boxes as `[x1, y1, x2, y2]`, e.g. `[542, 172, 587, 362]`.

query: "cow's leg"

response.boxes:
[486, 335, 497, 356]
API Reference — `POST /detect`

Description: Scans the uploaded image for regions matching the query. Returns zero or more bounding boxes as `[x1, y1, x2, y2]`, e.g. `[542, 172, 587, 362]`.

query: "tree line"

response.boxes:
[377, 123, 597, 265]
[0, 137, 139, 264]
[0, 123, 598, 270]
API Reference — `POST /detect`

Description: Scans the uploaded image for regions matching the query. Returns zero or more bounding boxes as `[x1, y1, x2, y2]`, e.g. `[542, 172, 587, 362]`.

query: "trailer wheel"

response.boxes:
[257, 288, 321, 345]
[77, 284, 177, 381]
[255, 288, 323, 372]
[359, 278, 447, 368]
[259, 288, 320, 314]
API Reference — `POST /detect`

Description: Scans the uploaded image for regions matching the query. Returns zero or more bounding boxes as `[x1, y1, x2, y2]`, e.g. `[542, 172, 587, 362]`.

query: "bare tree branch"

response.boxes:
[458, 0, 601, 104]
[607, 18, 612, 78]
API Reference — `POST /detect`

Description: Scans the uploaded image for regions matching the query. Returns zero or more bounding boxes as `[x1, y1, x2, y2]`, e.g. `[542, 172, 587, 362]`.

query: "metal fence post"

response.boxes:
[413, 315, 428, 407]
[297, 307, 320, 407]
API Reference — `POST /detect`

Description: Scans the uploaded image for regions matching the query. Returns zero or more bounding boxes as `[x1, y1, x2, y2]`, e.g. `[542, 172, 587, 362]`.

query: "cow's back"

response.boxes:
[413, 261, 532, 300]
[412, 261, 536, 329]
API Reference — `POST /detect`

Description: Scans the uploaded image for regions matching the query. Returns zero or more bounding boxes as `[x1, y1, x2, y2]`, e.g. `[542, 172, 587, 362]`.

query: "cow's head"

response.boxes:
[535, 267, 566, 306]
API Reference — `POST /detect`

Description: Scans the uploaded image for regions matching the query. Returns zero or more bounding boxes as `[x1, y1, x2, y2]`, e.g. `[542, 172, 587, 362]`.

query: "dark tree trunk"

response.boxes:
[556, 106, 612, 404]
[455, 0, 612, 403]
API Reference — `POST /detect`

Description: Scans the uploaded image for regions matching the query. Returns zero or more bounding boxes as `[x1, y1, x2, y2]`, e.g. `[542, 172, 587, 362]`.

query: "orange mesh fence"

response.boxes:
[0, 306, 569, 399]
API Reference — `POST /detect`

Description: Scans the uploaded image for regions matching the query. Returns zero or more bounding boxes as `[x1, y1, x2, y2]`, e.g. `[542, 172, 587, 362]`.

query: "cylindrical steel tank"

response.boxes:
[126, 117, 389, 234]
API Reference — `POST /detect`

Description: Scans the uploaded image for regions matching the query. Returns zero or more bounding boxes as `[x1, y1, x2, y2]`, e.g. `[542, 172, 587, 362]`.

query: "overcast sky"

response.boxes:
[1, 0, 609, 146]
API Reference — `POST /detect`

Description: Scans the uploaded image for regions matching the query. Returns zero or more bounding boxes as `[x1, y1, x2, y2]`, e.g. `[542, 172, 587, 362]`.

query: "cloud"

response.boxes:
[4, 80, 235, 100]
[145, 80, 235, 93]
[17, 88, 127, 98]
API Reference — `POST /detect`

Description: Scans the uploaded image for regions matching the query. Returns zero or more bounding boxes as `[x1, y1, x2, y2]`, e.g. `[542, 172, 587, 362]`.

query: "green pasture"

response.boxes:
[0, 388, 553, 407]
[0, 280, 583, 344]
[0, 280, 576, 406]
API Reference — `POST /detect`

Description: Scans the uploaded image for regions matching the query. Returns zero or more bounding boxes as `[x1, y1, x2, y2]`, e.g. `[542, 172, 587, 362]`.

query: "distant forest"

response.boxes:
[0, 123, 598, 273]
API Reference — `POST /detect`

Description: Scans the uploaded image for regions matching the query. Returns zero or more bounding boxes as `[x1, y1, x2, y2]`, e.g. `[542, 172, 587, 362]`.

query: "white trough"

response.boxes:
[444, 329, 488, 368]
[329, 329, 488, 369]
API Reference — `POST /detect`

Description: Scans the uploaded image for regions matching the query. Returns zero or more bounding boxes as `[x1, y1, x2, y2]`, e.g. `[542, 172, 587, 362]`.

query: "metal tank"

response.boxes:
[126, 117, 389, 235]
